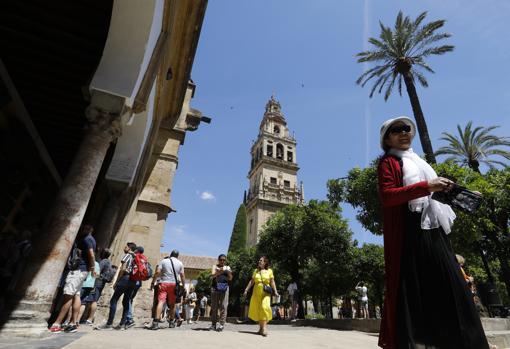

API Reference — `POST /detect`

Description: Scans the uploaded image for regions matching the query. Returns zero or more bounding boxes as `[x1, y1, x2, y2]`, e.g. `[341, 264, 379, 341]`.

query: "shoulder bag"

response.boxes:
[170, 258, 184, 299]
[259, 270, 273, 295]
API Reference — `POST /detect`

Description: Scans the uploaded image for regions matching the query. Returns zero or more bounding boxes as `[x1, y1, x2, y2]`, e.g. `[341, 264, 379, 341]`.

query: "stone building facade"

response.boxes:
[245, 96, 304, 246]
[0, 0, 209, 336]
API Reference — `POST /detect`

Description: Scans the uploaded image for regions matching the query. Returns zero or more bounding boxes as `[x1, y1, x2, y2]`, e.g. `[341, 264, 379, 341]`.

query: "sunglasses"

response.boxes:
[389, 124, 411, 134]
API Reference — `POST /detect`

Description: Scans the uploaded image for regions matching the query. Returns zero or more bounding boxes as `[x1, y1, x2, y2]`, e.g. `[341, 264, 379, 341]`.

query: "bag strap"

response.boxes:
[170, 257, 179, 284]
[258, 270, 267, 285]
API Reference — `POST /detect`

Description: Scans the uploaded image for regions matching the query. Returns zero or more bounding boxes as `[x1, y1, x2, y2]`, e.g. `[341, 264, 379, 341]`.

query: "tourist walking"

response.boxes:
[196, 293, 207, 322]
[86, 248, 115, 324]
[209, 254, 233, 332]
[355, 282, 369, 319]
[97, 242, 136, 330]
[243, 256, 279, 337]
[185, 286, 197, 324]
[49, 225, 96, 333]
[377, 116, 489, 349]
[149, 250, 185, 330]
[286, 281, 298, 320]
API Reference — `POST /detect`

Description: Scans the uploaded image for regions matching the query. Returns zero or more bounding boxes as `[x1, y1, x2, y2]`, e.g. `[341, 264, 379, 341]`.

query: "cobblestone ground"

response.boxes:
[0, 322, 380, 349]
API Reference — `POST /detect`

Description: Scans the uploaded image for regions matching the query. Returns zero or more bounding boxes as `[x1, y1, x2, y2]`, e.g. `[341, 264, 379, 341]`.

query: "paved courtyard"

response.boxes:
[0, 323, 380, 349]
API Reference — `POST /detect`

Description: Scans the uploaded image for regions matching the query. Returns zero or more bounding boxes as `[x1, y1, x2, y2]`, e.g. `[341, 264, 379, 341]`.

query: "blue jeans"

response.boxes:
[107, 276, 137, 325]
[126, 281, 141, 322]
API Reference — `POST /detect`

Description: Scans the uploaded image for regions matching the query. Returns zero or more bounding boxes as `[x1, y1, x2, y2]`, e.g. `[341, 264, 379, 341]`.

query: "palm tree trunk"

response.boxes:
[403, 72, 437, 164]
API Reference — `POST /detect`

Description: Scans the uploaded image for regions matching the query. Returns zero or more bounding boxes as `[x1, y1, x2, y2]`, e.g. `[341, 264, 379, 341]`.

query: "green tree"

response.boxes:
[257, 201, 356, 318]
[228, 203, 248, 254]
[356, 11, 454, 163]
[354, 244, 385, 309]
[435, 122, 510, 173]
[194, 270, 212, 299]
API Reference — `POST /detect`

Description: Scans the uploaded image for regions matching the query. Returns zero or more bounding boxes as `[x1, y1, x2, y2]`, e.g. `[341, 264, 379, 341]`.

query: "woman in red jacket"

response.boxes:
[377, 116, 489, 349]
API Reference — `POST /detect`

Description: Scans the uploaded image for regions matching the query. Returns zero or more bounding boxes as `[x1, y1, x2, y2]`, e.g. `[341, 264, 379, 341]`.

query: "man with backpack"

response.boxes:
[85, 248, 115, 324]
[98, 242, 138, 330]
[148, 250, 185, 330]
[124, 246, 151, 326]
[49, 225, 96, 333]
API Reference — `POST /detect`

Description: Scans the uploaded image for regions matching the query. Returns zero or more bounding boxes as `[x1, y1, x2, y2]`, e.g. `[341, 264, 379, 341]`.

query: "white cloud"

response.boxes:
[199, 191, 216, 201]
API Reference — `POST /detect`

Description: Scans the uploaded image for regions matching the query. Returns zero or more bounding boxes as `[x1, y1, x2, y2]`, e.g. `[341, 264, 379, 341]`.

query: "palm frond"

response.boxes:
[413, 70, 429, 88]
[369, 71, 392, 98]
[383, 71, 399, 100]
[419, 45, 455, 57]
[356, 64, 391, 86]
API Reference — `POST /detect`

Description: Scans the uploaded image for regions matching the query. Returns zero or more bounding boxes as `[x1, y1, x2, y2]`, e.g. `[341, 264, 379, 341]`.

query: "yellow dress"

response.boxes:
[248, 268, 273, 321]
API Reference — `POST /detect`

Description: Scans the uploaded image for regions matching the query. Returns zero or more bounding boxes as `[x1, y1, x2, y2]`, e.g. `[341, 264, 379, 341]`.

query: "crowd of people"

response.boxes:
[46, 230, 286, 337]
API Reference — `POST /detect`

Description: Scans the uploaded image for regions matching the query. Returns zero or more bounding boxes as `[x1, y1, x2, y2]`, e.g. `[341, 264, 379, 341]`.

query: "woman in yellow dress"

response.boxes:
[243, 256, 279, 336]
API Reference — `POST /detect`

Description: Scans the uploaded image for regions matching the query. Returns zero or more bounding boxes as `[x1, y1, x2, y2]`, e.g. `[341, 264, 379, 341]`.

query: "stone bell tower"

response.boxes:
[245, 95, 304, 247]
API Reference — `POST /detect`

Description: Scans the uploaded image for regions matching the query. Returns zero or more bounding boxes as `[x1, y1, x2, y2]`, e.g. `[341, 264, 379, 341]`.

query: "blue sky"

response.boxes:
[161, 0, 510, 257]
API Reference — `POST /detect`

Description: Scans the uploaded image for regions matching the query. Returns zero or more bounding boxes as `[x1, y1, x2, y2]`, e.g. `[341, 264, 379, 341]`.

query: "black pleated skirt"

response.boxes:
[395, 210, 490, 349]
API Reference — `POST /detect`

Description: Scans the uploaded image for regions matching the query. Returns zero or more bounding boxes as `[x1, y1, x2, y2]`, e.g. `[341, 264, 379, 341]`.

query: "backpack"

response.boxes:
[100, 259, 116, 283]
[67, 243, 81, 271]
[130, 253, 152, 281]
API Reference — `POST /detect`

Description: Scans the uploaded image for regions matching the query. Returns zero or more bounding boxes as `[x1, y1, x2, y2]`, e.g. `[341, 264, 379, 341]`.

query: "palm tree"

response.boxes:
[435, 122, 510, 173]
[356, 11, 454, 164]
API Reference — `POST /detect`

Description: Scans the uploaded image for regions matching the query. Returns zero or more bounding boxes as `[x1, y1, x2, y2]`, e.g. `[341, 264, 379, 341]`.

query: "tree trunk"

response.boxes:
[403, 72, 437, 164]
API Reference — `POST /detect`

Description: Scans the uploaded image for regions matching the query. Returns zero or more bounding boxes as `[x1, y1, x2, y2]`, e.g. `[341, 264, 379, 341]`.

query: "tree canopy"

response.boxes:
[435, 122, 510, 173]
[228, 203, 248, 254]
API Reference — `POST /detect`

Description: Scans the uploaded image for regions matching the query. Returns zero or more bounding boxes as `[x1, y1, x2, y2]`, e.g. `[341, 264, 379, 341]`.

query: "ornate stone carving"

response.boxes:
[85, 104, 123, 140]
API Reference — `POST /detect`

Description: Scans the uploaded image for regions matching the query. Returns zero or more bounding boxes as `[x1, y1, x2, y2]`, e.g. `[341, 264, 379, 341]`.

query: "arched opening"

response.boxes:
[266, 144, 273, 157]
[276, 143, 284, 159]
[274, 125, 280, 134]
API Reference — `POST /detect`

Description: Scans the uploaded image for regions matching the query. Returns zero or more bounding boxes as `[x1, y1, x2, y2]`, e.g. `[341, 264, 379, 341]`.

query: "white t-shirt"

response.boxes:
[212, 264, 232, 283]
[160, 257, 184, 283]
[287, 282, 298, 296]
[356, 286, 368, 301]
[200, 296, 207, 308]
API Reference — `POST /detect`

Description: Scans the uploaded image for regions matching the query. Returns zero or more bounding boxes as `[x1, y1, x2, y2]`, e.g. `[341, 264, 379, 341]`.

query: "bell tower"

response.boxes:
[245, 95, 304, 247]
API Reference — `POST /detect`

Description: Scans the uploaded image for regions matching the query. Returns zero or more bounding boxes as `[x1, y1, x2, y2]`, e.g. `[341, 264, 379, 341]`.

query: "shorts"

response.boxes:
[81, 287, 97, 304]
[63, 271, 88, 296]
[157, 282, 176, 304]
[200, 308, 205, 316]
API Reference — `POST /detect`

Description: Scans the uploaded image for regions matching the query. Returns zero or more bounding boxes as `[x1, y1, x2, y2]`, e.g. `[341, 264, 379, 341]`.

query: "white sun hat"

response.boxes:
[379, 116, 416, 149]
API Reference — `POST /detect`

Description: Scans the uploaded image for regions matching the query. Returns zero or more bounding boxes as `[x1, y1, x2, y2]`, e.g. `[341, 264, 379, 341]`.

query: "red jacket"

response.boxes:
[377, 155, 430, 349]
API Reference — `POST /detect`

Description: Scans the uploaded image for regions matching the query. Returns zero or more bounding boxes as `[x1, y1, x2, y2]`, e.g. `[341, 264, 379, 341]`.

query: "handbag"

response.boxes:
[431, 184, 483, 213]
[216, 282, 229, 292]
[170, 258, 184, 299]
[259, 270, 273, 295]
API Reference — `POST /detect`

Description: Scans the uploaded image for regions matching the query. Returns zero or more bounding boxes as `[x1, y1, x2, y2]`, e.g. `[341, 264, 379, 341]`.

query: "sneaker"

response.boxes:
[49, 325, 62, 333]
[216, 324, 224, 332]
[168, 320, 176, 328]
[94, 324, 112, 330]
[113, 324, 124, 330]
[208, 324, 216, 331]
[124, 320, 135, 329]
[176, 319, 183, 327]
[148, 322, 159, 331]
[64, 324, 78, 333]
[85, 320, 93, 326]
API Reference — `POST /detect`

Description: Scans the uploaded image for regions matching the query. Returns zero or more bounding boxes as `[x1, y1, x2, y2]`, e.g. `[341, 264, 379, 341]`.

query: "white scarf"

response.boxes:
[390, 148, 456, 234]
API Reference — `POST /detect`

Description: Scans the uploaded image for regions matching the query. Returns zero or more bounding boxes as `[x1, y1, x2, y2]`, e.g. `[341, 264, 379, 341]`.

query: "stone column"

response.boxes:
[94, 192, 123, 250]
[5, 93, 125, 334]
